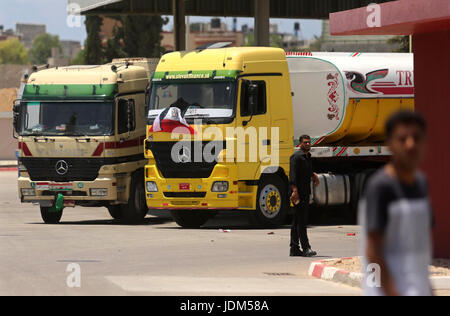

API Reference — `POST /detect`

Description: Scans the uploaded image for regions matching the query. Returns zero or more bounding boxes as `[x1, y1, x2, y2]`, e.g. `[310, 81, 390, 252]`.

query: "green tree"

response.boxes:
[0, 38, 28, 64]
[29, 33, 62, 65]
[243, 33, 287, 48]
[270, 34, 284, 48]
[70, 49, 85, 65]
[84, 15, 167, 64]
[85, 15, 104, 64]
[103, 23, 126, 62]
[388, 36, 410, 53]
[116, 15, 167, 58]
[308, 35, 323, 51]
[190, 23, 203, 32]
[243, 33, 255, 46]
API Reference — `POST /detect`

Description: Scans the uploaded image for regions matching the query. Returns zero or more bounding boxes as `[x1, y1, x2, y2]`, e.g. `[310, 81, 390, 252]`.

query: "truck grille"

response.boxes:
[20, 157, 104, 182]
[147, 141, 225, 179]
[163, 192, 207, 198]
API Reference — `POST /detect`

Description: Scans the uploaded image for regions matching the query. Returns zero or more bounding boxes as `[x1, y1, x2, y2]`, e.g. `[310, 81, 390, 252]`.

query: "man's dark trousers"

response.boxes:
[290, 198, 311, 251]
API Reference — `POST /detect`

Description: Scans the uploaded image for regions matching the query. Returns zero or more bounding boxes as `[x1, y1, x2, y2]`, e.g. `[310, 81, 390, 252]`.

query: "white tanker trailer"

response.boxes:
[286, 52, 414, 147]
[286, 52, 414, 217]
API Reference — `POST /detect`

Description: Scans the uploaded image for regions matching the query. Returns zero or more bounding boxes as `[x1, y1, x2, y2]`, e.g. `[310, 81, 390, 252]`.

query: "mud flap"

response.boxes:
[49, 193, 64, 213]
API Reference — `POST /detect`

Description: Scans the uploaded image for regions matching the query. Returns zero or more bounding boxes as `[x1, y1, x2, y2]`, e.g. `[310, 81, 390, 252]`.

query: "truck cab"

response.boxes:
[144, 48, 294, 227]
[15, 58, 158, 224]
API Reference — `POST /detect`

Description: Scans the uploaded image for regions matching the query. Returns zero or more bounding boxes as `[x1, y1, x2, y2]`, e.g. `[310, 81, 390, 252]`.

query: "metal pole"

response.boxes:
[254, 0, 270, 47]
[186, 15, 190, 51]
[409, 34, 413, 53]
[172, 0, 186, 51]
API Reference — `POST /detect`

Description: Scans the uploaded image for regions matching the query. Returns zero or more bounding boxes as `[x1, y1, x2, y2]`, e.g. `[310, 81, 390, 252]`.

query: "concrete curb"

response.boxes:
[0, 167, 17, 171]
[0, 160, 18, 171]
[309, 258, 450, 290]
[308, 258, 363, 288]
[0, 160, 17, 166]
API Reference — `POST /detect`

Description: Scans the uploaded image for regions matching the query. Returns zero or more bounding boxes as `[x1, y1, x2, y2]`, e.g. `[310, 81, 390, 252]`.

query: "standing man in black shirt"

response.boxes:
[289, 135, 319, 257]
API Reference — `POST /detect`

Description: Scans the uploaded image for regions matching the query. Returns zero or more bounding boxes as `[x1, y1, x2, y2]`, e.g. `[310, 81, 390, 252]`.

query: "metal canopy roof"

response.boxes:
[71, 0, 395, 19]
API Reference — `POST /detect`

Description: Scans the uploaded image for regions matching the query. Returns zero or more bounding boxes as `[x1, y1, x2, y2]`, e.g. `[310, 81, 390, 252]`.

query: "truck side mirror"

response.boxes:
[241, 80, 259, 127]
[144, 83, 151, 115]
[12, 101, 21, 138]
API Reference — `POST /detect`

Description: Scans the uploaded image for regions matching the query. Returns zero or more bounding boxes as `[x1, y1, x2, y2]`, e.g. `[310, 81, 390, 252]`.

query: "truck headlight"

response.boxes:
[211, 181, 228, 192]
[90, 188, 108, 196]
[18, 163, 27, 172]
[146, 181, 158, 192]
[21, 188, 35, 196]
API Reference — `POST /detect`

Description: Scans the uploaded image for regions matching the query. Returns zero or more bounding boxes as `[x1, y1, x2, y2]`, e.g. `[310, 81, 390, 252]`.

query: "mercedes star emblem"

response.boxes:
[55, 160, 69, 175]
[178, 146, 191, 163]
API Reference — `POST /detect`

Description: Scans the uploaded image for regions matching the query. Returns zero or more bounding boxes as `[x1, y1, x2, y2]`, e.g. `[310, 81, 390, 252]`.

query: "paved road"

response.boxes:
[0, 171, 362, 296]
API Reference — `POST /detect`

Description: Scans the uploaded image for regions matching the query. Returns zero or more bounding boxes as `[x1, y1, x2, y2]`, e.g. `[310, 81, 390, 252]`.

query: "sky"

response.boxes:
[0, 0, 322, 44]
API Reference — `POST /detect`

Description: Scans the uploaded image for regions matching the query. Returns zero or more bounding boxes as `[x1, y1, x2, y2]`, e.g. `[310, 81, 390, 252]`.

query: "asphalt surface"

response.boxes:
[0, 170, 363, 296]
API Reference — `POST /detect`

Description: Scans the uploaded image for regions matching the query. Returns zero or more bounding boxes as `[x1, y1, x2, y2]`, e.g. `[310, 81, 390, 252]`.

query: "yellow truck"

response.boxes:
[144, 47, 414, 228]
[14, 58, 158, 224]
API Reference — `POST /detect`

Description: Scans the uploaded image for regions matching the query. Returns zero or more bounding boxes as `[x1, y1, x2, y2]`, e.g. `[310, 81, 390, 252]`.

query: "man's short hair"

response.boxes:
[299, 135, 311, 143]
[386, 110, 427, 139]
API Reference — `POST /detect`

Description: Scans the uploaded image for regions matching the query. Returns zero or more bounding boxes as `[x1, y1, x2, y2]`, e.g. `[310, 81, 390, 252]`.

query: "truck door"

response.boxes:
[237, 76, 271, 180]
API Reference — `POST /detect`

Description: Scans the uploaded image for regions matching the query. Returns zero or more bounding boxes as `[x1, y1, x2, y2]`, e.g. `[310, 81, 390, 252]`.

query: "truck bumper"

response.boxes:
[18, 175, 119, 203]
[145, 164, 240, 210]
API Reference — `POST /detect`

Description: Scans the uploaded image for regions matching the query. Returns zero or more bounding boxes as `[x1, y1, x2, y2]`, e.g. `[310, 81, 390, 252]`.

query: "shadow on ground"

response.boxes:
[27, 206, 355, 229]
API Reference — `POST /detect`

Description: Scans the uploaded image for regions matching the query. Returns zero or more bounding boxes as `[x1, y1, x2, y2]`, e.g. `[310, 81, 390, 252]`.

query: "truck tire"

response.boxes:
[107, 205, 123, 221]
[40, 206, 63, 224]
[348, 170, 375, 223]
[121, 173, 148, 224]
[170, 210, 211, 228]
[251, 175, 288, 228]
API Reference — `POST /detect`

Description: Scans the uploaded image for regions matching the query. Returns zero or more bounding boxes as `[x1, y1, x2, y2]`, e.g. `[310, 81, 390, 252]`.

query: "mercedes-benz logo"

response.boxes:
[178, 146, 191, 163]
[55, 160, 69, 175]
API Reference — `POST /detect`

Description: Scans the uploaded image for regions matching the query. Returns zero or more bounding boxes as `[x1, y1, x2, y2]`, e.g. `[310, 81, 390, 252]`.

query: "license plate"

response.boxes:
[36, 182, 49, 190]
[179, 183, 190, 190]
[49, 183, 73, 191]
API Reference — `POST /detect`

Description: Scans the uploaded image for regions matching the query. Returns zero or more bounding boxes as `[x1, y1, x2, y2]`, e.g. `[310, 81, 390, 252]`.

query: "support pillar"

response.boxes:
[254, 0, 270, 47]
[172, 0, 186, 51]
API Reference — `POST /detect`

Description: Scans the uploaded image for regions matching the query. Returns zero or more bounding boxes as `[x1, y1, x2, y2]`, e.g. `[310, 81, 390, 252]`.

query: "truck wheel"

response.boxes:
[121, 173, 148, 224]
[40, 206, 63, 224]
[349, 170, 375, 223]
[170, 210, 211, 228]
[107, 205, 123, 221]
[251, 175, 288, 228]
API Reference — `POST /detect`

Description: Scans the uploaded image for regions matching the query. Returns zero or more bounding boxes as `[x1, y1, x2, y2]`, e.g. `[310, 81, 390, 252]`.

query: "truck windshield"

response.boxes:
[19, 101, 114, 136]
[148, 81, 235, 123]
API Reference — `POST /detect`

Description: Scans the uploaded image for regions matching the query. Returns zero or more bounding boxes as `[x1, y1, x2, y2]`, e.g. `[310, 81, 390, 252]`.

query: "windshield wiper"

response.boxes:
[75, 137, 91, 143]
[184, 115, 216, 124]
[33, 136, 55, 143]
[185, 114, 211, 118]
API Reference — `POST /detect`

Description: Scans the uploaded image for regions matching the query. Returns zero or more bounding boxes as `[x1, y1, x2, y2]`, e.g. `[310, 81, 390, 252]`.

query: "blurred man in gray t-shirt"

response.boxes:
[359, 111, 433, 296]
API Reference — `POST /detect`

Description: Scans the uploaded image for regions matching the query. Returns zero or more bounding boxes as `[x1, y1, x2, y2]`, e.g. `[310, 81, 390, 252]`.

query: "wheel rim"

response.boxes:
[259, 184, 282, 219]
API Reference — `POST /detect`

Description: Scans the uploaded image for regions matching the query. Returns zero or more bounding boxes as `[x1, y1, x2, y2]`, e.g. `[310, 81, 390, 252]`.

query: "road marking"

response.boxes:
[431, 277, 450, 290]
[106, 275, 360, 295]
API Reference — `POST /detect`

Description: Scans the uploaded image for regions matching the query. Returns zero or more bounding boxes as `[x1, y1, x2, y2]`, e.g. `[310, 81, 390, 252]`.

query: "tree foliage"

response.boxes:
[29, 33, 61, 65]
[70, 49, 86, 65]
[308, 35, 323, 51]
[112, 15, 167, 58]
[388, 36, 411, 53]
[0, 38, 28, 64]
[85, 15, 104, 65]
[84, 15, 167, 65]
